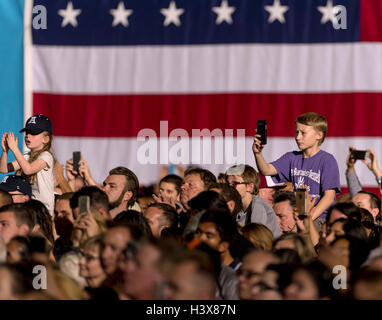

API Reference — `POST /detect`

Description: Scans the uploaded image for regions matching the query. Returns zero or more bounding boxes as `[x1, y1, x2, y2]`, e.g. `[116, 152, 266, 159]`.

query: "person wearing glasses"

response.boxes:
[226, 164, 281, 238]
[0, 175, 31, 203]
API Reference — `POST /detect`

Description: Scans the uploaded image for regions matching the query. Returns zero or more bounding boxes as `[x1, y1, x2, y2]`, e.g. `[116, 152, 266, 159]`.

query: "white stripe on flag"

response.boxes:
[33, 43, 382, 94]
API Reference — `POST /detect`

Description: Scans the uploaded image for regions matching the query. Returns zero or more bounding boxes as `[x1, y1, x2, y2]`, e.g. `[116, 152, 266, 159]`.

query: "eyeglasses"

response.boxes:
[228, 182, 249, 187]
[79, 252, 100, 261]
[237, 268, 262, 280]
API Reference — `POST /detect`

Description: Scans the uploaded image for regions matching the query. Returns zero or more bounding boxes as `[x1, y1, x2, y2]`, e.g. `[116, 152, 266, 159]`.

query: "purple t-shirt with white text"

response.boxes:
[271, 150, 340, 218]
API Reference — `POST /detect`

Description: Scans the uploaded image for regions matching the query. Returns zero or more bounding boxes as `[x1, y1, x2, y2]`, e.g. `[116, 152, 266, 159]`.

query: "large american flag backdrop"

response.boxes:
[28, 0, 382, 190]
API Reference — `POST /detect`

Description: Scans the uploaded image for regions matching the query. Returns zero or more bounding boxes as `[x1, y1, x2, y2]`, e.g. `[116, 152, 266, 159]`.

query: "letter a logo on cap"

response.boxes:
[29, 116, 37, 124]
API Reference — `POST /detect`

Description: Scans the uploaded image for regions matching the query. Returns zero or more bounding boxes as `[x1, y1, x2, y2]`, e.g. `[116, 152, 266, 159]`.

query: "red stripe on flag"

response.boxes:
[34, 92, 382, 138]
[361, 0, 382, 41]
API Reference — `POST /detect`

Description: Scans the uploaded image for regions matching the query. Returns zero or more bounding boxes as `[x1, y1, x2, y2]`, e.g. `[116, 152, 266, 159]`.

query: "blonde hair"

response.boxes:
[18, 131, 54, 184]
[76, 209, 108, 246]
[295, 112, 328, 146]
[241, 223, 274, 251]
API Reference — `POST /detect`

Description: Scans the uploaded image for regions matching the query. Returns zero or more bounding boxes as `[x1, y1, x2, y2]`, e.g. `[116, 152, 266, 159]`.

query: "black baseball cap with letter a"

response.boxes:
[20, 114, 52, 135]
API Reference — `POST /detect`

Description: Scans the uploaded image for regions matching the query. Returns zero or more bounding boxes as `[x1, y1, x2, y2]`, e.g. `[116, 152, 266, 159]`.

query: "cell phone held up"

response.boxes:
[78, 195, 90, 215]
[350, 150, 367, 161]
[73, 151, 81, 173]
[257, 120, 267, 145]
[295, 188, 307, 219]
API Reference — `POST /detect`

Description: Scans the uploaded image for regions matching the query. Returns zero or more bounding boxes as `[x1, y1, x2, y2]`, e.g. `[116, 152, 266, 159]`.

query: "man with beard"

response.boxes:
[102, 167, 140, 219]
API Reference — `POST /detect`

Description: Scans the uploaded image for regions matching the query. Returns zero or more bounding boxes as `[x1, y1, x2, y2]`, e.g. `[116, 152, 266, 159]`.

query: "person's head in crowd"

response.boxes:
[273, 233, 315, 263]
[241, 223, 274, 251]
[273, 191, 298, 234]
[208, 183, 243, 218]
[295, 112, 328, 147]
[0, 204, 34, 244]
[6, 236, 32, 264]
[0, 190, 13, 208]
[326, 218, 369, 246]
[237, 250, 279, 300]
[0, 263, 34, 299]
[70, 186, 110, 220]
[160, 226, 184, 244]
[54, 193, 75, 238]
[359, 208, 376, 237]
[113, 210, 153, 240]
[326, 202, 362, 225]
[123, 239, 168, 300]
[273, 248, 303, 266]
[225, 164, 259, 211]
[136, 185, 155, 214]
[101, 224, 132, 276]
[159, 174, 183, 203]
[23, 200, 54, 249]
[0, 175, 31, 203]
[284, 260, 336, 300]
[257, 174, 292, 206]
[143, 203, 178, 238]
[330, 235, 370, 273]
[79, 235, 107, 289]
[217, 173, 227, 183]
[352, 190, 381, 223]
[351, 269, 382, 299]
[164, 248, 217, 300]
[58, 251, 87, 288]
[251, 263, 287, 300]
[180, 168, 216, 208]
[188, 190, 230, 215]
[195, 210, 238, 266]
[102, 166, 140, 218]
[325, 218, 347, 244]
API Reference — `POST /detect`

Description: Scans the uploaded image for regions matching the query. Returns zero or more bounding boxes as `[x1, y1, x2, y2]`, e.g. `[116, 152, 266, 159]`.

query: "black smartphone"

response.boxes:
[78, 195, 90, 214]
[73, 151, 81, 172]
[295, 188, 307, 218]
[257, 120, 267, 145]
[351, 150, 367, 161]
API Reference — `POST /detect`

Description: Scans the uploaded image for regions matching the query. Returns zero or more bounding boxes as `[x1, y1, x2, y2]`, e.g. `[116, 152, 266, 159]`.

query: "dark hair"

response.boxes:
[159, 175, 183, 196]
[8, 236, 32, 264]
[342, 218, 369, 244]
[69, 186, 109, 214]
[109, 167, 139, 207]
[198, 210, 238, 245]
[23, 200, 54, 246]
[55, 192, 74, 202]
[208, 183, 243, 217]
[146, 203, 178, 229]
[0, 190, 13, 208]
[0, 263, 34, 296]
[326, 202, 362, 224]
[0, 203, 34, 231]
[160, 227, 184, 244]
[274, 248, 302, 265]
[113, 210, 153, 240]
[229, 233, 255, 261]
[188, 191, 230, 214]
[184, 168, 217, 189]
[273, 191, 296, 207]
[331, 235, 370, 272]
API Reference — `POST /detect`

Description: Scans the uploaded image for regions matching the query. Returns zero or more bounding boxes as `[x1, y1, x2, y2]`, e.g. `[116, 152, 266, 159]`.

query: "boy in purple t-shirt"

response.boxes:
[252, 112, 340, 223]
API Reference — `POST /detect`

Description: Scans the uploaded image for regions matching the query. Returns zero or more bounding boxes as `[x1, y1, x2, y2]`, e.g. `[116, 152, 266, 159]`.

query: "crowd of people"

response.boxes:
[0, 112, 381, 300]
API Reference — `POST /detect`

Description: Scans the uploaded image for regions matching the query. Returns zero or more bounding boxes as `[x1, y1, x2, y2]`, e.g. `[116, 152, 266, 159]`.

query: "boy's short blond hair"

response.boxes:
[295, 112, 328, 146]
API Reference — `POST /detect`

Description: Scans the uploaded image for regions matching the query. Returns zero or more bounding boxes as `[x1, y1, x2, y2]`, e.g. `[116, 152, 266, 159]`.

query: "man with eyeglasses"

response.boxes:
[237, 250, 279, 300]
[0, 175, 31, 204]
[226, 164, 281, 238]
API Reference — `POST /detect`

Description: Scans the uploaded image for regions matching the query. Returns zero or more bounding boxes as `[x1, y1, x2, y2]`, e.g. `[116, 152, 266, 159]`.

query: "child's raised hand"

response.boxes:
[252, 134, 264, 154]
[5, 132, 18, 152]
[1, 133, 9, 153]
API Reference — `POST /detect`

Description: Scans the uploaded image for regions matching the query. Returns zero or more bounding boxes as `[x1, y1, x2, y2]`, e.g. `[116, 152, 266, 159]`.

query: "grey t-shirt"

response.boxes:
[236, 195, 282, 238]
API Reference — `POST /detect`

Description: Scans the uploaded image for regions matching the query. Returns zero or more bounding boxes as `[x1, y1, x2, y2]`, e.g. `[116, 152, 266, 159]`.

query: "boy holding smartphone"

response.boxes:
[253, 112, 340, 227]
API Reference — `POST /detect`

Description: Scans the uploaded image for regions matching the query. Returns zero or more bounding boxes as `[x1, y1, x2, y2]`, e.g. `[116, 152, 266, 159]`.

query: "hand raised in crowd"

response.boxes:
[152, 192, 176, 209]
[346, 147, 356, 172]
[65, 158, 78, 181]
[5, 132, 18, 152]
[78, 158, 92, 181]
[362, 149, 382, 178]
[252, 134, 264, 154]
[71, 210, 99, 247]
[1, 133, 9, 153]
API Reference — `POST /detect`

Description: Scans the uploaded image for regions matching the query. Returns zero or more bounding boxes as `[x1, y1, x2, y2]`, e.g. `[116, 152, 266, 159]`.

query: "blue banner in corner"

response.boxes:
[0, 0, 25, 180]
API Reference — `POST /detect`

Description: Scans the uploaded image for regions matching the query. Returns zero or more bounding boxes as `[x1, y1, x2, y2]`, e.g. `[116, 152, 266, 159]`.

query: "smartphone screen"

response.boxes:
[257, 120, 267, 145]
[73, 151, 81, 172]
[295, 188, 307, 216]
[78, 195, 90, 214]
[351, 150, 366, 160]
